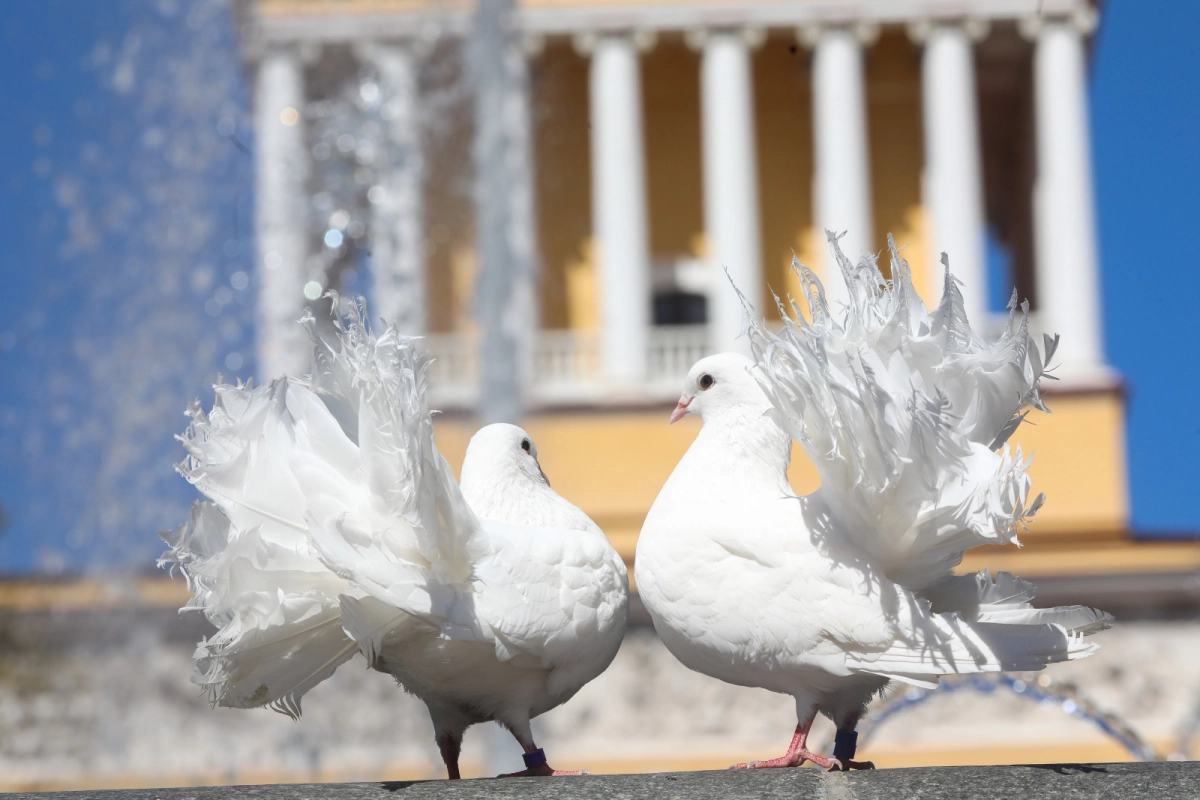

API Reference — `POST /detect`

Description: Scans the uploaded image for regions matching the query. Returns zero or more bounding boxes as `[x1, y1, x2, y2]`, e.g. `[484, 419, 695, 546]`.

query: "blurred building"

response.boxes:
[2, 0, 1181, 786]
[237, 0, 1198, 592]
[8, 1, 1200, 792]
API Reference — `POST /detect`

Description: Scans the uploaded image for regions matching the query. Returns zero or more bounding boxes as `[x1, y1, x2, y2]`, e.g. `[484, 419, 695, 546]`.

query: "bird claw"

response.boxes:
[730, 749, 834, 770]
[829, 759, 875, 771]
[731, 758, 789, 770]
[498, 764, 589, 778]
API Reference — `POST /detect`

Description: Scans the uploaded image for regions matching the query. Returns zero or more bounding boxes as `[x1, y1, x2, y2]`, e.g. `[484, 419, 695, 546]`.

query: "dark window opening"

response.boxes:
[653, 292, 708, 325]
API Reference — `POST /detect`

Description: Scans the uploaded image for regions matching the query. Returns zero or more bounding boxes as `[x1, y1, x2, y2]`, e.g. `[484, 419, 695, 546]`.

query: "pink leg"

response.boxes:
[731, 711, 837, 770]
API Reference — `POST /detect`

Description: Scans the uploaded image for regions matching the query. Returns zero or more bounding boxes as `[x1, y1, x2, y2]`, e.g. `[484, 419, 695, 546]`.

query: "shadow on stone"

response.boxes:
[1027, 763, 1111, 775]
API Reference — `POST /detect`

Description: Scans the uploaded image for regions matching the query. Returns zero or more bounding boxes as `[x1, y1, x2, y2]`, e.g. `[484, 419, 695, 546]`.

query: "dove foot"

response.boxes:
[731, 717, 836, 770]
[826, 725, 872, 770]
[499, 746, 589, 777]
[498, 764, 590, 777]
[731, 748, 835, 770]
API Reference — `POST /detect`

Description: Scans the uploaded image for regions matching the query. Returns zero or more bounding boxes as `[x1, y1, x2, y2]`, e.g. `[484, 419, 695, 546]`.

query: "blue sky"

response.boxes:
[0, 0, 1197, 574]
[0, 0, 254, 573]
[1091, 0, 1200, 534]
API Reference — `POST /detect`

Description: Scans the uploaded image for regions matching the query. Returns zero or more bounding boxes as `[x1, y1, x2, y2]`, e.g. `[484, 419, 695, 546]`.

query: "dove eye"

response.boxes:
[521, 438, 532, 454]
[699, 373, 715, 391]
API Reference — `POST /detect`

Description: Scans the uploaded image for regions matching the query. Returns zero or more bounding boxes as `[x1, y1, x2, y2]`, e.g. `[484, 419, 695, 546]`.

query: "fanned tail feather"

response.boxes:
[159, 501, 356, 717]
[161, 296, 485, 716]
[301, 299, 478, 588]
[745, 232, 1056, 591]
[742, 232, 1110, 680]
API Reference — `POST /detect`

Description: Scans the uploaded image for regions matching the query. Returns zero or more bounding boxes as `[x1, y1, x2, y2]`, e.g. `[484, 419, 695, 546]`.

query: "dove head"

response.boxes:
[459, 423, 603, 535]
[461, 423, 551, 491]
[671, 353, 771, 425]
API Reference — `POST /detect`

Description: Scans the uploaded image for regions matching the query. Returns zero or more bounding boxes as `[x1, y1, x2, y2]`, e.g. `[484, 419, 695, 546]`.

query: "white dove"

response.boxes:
[635, 233, 1111, 771]
[161, 301, 629, 779]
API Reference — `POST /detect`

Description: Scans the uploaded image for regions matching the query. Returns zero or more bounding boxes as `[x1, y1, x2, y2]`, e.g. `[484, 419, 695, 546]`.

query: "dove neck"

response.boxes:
[682, 405, 793, 496]
[462, 460, 599, 535]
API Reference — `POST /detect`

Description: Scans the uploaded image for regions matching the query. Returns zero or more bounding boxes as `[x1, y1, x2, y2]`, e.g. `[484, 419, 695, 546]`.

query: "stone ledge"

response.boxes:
[5, 763, 1199, 800]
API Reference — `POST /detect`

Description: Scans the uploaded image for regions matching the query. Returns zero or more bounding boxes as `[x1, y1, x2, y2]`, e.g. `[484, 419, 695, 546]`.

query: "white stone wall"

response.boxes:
[2, 620, 1193, 790]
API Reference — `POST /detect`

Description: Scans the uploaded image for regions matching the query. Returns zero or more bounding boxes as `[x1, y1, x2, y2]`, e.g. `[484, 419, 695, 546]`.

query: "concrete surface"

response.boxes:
[3, 763, 1200, 800]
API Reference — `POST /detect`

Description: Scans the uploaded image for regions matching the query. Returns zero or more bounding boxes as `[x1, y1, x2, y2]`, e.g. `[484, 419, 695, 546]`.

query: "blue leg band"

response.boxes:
[523, 748, 548, 769]
[833, 729, 858, 761]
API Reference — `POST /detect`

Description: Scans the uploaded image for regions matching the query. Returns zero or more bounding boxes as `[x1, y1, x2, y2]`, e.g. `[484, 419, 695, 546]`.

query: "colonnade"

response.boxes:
[254, 11, 1106, 385]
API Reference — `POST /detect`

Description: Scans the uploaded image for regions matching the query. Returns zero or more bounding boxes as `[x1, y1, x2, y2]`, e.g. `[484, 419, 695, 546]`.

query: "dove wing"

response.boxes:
[843, 612, 1100, 690]
[468, 521, 629, 695]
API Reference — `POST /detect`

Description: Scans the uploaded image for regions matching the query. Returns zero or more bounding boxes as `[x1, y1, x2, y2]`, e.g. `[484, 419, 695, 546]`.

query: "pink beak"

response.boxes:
[670, 395, 693, 424]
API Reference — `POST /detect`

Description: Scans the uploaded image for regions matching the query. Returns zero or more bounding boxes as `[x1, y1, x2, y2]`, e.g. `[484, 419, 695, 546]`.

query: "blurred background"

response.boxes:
[2, 0, 1199, 790]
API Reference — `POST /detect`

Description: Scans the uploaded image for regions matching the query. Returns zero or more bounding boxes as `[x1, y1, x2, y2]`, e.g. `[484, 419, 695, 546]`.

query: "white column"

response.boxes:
[255, 46, 310, 380]
[589, 34, 651, 382]
[811, 27, 873, 309]
[367, 44, 425, 336]
[1031, 17, 1105, 374]
[701, 30, 763, 356]
[920, 24, 987, 324]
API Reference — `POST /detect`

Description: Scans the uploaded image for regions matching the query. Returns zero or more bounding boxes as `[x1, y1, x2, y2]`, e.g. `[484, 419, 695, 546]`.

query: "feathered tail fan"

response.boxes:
[746, 232, 1111, 643]
[300, 297, 479, 598]
[160, 384, 359, 719]
[745, 232, 1058, 592]
[160, 296, 484, 717]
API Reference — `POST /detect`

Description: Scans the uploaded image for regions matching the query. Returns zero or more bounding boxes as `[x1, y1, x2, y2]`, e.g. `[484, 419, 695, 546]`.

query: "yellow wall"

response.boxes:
[1006, 391, 1129, 538]
[643, 39, 705, 261]
[533, 43, 593, 330]
[866, 31, 932, 301]
[422, 40, 475, 333]
[754, 35, 816, 315]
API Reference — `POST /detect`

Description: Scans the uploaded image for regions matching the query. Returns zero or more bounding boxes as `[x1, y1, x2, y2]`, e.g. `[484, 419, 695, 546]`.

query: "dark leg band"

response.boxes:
[833, 729, 858, 761]
[523, 748, 548, 769]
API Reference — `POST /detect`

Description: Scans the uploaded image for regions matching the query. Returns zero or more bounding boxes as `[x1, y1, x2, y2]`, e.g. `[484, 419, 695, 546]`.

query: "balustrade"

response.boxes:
[421, 325, 711, 408]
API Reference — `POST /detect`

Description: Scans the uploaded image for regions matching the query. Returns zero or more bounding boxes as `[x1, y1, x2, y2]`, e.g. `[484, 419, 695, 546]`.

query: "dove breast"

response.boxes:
[638, 491, 887, 699]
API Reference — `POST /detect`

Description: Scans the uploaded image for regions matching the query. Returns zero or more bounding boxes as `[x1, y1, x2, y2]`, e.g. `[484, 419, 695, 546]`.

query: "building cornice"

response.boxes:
[242, 0, 1099, 47]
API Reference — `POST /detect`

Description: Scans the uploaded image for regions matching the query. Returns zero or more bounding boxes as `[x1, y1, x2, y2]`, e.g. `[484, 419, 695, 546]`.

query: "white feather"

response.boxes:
[743, 234, 1057, 591]
[162, 298, 628, 766]
[636, 232, 1111, 740]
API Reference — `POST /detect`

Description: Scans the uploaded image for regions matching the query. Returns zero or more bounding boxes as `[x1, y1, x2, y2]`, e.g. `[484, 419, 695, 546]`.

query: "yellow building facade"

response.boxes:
[6, 4, 1197, 791]
[241, 0, 1165, 588]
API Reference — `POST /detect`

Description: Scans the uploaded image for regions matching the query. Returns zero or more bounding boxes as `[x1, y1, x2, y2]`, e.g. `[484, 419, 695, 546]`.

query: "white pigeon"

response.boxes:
[636, 233, 1111, 771]
[161, 301, 629, 779]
